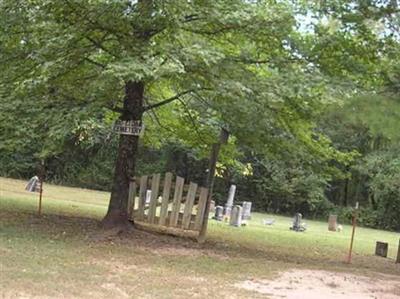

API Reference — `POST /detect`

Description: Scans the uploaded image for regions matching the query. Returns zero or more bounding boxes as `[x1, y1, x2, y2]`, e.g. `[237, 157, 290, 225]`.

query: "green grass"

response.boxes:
[208, 212, 399, 260]
[0, 177, 399, 298]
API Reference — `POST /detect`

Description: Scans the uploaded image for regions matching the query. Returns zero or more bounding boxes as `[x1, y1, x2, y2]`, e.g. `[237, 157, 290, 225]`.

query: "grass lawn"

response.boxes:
[1, 177, 399, 298]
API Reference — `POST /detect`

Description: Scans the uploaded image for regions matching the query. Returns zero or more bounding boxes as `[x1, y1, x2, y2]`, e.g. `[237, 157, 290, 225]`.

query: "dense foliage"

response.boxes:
[1, 1, 399, 230]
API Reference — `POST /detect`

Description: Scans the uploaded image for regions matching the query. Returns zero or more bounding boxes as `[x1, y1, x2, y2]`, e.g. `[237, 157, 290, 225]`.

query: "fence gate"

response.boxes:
[127, 172, 209, 238]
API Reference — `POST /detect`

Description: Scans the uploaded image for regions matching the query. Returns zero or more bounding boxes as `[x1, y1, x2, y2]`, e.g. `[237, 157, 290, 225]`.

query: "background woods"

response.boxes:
[1, 0, 399, 230]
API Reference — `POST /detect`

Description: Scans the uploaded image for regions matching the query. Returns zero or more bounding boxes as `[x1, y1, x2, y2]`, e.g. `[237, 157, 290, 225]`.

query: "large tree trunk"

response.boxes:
[102, 81, 144, 229]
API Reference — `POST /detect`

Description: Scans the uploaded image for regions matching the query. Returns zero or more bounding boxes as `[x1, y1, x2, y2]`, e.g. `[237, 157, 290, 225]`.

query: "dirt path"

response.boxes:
[235, 270, 400, 299]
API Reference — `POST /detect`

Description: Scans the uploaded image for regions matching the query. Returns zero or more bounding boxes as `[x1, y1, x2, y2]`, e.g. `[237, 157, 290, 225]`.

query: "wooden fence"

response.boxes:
[127, 172, 209, 237]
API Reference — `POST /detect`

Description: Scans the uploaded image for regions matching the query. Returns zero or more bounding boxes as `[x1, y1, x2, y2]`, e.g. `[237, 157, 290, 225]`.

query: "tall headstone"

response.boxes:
[223, 185, 236, 218]
[242, 201, 252, 220]
[229, 205, 242, 227]
[213, 206, 224, 221]
[227, 185, 236, 207]
[375, 241, 388, 258]
[328, 215, 338, 231]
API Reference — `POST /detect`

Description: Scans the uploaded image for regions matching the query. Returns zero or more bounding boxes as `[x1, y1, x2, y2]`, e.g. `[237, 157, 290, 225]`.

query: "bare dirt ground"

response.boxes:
[1, 198, 399, 298]
[236, 269, 400, 299]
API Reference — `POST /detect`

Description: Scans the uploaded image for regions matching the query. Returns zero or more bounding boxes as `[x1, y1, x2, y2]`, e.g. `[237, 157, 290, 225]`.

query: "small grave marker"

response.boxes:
[375, 241, 388, 258]
[242, 201, 252, 220]
[25, 176, 40, 192]
[145, 190, 152, 204]
[213, 206, 224, 221]
[328, 215, 338, 232]
[290, 213, 306, 232]
[229, 205, 242, 227]
[223, 204, 232, 220]
[209, 200, 216, 213]
[396, 239, 400, 264]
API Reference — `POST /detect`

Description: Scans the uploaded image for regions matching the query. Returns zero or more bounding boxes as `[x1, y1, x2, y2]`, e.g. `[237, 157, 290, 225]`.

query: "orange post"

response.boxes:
[38, 160, 45, 216]
[346, 202, 359, 264]
[38, 178, 43, 216]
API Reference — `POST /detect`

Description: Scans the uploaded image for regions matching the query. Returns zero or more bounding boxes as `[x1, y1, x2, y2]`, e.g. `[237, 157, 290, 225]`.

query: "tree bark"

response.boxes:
[343, 178, 349, 207]
[102, 81, 144, 229]
[198, 128, 229, 243]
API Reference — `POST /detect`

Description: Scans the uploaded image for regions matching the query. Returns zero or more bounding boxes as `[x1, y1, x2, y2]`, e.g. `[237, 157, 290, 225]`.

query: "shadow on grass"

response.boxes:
[2, 208, 399, 278]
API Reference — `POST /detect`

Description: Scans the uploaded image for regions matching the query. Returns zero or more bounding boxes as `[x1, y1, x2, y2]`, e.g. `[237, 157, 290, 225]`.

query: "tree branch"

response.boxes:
[143, 89, 197, 111]
[84, 57, 106, 68]
[177, 98, 208, 145]
[84, 35, 118, 58]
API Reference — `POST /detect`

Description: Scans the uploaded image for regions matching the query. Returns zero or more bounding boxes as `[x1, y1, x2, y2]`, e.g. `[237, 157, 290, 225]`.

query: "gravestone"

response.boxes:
[223, 204, 232, 219]
[213, 206, 224, 221]
[145, 190, 151, 204]
[209, 200, 216, 213]
[290, 213, 306, 232]
[229, 205, 242, 227]
[242, 201, 252, 220]
[328, 215, 338, 232]
[25, 176, 40, 192]
[397, 239, 400, 264]
[375, 241, 388, 258]
[227, 185, 236, 207]
[224, 185, 236, 218]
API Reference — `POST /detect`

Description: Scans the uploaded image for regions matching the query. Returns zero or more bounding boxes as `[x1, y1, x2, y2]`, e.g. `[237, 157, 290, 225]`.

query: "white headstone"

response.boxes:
[209, 200, 216, 213]
[224, 185, 236, 218]
[146, 190, 151, 204]
[224, 204, 232, 218]
[242, 201, 252, 220]
[229, 205, 242, 227]
[227, 185, 236, 207]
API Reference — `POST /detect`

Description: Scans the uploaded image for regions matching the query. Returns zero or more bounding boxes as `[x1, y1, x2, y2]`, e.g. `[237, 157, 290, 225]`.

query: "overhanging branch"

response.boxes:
[143, 89, 197, 111]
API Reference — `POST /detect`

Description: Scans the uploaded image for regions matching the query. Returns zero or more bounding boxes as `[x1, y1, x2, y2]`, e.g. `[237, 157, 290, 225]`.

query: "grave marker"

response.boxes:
[375, 241, 388, 258]
[242, 201, 252, 220]
[209, 200, 216, 213]
[229, 205, 242, 227]
[213, 206, 224, 221]
[25, 176, 40, 192]
[290, 213, 306, 232]
[224, 185, 236, 218]
[146, 190, 152, 204]
[328, 215, 338, 232]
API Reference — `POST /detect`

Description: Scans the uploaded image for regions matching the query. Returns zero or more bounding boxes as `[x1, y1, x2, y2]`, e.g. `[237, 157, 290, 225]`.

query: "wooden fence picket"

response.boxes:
[182, 182, 198, 229]
[170, 176, 185, 227]
[137, 175, 148, 221]
[148, 173, 161, 224]
[127, 180, 137, 218]
[194, 187, 208, 230]
[159, 172, 173, 226]
[130, 172, 209, 238]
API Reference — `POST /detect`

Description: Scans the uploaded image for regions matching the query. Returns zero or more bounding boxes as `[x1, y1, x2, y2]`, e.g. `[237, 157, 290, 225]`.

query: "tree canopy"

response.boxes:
[1, 0, 399, 230]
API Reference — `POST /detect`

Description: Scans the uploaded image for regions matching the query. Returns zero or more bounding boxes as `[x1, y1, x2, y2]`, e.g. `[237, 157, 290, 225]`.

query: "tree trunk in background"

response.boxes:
[343, 178, 349, 206]
[102, 81, 144, 228]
